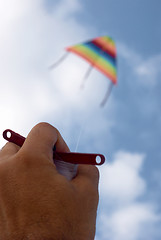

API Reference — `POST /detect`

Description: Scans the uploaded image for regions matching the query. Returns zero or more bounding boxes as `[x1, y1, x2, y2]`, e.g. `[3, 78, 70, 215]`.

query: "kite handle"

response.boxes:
[2, 129, 105, 166]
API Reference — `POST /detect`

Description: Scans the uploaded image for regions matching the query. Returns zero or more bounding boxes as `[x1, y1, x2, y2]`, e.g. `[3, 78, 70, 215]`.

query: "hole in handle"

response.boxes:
[95, 155, 102, 165]
[6, 131, 12, 139]
[3, 129, 12, 140]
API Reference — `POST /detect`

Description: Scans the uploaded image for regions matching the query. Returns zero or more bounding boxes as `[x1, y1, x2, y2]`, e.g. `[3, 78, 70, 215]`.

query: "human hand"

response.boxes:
[0, 122, 99, 240]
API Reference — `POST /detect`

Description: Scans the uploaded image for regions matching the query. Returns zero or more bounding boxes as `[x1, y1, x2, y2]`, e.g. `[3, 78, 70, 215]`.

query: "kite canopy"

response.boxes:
[66, 36, 117, 85]
[50, 36, 117, 106]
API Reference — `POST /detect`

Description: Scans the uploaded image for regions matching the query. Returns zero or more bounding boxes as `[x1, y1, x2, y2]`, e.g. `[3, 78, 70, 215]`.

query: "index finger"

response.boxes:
[0, 142, 20, 159]
[18, 122, 70, 162]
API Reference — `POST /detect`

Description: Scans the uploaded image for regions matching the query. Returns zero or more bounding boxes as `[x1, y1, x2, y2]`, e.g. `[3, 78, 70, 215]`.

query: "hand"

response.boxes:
[0, 122, 99, 240]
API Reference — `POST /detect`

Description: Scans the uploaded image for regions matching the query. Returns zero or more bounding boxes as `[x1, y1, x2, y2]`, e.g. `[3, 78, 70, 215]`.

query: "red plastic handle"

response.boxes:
[3, 129, 105, 166]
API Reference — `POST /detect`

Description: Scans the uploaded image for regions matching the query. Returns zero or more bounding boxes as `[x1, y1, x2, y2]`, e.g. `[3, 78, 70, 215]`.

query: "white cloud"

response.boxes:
[100, 151, 146, 204]
[99, 203, 158, 240]
[97, 151, 160, 240]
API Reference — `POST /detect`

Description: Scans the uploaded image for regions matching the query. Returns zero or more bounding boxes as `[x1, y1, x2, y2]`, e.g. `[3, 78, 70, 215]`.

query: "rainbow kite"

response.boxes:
[50, 36, 117, 106]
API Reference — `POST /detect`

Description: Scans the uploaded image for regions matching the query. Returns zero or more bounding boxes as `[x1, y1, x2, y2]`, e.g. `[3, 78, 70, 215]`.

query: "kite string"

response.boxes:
[75, 84, 113, 151]
[74, 117, 87, 152]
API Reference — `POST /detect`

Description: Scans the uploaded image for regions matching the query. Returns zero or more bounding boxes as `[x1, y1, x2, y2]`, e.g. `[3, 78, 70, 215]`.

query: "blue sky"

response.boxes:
[0, 0, 161, 239]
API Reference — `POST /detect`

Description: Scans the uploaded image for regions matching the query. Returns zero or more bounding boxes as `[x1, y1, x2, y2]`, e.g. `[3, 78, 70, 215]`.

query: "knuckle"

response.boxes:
[33, 122, 57, 133]
[30, 122, 59, 140]
[35, 122, 51, 129]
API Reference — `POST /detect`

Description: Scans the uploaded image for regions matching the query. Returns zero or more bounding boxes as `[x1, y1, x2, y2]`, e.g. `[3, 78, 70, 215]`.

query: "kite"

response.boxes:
[50, 36, 117, 106]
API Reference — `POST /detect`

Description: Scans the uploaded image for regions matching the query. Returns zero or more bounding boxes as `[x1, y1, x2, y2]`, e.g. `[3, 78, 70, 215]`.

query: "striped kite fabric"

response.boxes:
[66, 36, 117, 84]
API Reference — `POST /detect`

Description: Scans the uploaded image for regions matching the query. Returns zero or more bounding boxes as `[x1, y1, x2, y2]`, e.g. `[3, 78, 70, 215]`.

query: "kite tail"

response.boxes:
[49, 52, 69, 70]
[80, 64, 94, 89]
[100, 82, 113, 107]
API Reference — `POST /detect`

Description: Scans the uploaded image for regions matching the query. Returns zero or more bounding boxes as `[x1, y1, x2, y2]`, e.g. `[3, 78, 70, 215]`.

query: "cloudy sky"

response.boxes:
[0, 0, 161, 239]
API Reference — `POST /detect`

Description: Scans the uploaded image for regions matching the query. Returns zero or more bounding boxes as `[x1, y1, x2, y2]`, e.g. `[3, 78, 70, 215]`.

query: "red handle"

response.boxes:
[3, 129, 105, 166]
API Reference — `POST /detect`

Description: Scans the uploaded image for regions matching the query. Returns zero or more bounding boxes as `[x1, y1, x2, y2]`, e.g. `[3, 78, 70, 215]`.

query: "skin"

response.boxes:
[0, 122, 99, 240]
